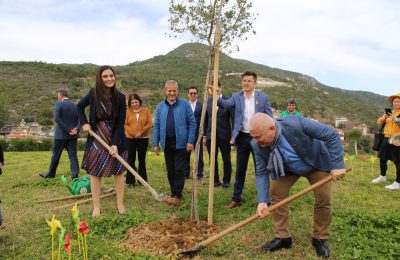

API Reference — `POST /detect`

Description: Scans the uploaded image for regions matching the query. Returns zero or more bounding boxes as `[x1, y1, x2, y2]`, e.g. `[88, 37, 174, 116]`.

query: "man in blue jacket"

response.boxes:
[39, 88, 80, 179]
[153, 80, 196, 201]
[250, 113, 346, 258]
[214, 71, 273, 208]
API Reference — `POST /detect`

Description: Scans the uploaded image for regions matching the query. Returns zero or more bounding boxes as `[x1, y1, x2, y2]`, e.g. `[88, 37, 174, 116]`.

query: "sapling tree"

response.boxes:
[168, 0, 257, 224]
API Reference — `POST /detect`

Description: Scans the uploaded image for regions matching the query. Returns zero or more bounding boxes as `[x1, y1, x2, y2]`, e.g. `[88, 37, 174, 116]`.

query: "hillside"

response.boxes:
[0, 43, 387, 128]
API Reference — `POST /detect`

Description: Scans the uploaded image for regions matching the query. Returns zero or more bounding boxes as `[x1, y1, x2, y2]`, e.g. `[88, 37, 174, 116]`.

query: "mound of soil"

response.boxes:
[123, 218, 220, 258]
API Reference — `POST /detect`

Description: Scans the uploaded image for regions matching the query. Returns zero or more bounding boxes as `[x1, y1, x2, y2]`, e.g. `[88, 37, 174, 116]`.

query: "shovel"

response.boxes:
[182, 168, 351, 254]
[89, 130, 169, 202]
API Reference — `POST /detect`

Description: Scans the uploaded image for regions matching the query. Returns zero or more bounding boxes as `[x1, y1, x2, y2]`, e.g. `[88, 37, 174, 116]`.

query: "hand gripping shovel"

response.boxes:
[182, 168, 351, 254]
[89, 130, 169, 202]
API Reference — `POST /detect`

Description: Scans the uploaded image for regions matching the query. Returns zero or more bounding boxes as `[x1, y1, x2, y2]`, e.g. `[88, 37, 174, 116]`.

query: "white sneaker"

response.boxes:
[385, 181, 400, 190]
[371, 175, 386, 184]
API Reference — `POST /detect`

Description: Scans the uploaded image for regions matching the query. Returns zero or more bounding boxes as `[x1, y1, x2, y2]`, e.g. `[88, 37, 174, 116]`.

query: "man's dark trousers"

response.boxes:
[164, 138, 187, 198]
[186, 140, 204, 178]
[232, 132, 255, 202]
[48, 138, 79, 179]
[206, 138, 232, 185]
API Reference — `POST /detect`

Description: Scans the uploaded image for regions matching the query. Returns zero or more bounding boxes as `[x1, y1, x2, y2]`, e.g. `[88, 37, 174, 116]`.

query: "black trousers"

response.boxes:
[380, 159, 400, 182]
[232, 132, 255, 202]
[164, 138, 188, 198]
[206, 138, 232, 185]
[48, 138, 79, 179]
[126, 138, 149, 184]
[186, 140, 204, 178]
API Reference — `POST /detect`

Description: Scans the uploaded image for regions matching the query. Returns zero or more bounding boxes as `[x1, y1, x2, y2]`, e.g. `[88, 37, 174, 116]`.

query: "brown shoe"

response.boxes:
[223, 200, 242, 209]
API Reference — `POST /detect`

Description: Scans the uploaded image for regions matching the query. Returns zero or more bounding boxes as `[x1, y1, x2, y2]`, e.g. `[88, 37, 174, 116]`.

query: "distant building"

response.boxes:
[354, 123, 369, 136]
[335, 117, 348, 128]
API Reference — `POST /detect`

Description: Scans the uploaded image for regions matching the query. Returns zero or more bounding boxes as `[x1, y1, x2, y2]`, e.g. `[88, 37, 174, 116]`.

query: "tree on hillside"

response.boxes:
[169, 0, 257, 224]
[345, 129, 362, 155]
[0, 98, 10, 128]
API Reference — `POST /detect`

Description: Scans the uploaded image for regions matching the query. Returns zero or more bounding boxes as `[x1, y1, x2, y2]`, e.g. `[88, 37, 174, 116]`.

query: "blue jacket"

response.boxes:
[252, 115, 345, 203]
[153, 98, 196, 150]
[218, 90, 272, 143]
[54, 98, 80, 140]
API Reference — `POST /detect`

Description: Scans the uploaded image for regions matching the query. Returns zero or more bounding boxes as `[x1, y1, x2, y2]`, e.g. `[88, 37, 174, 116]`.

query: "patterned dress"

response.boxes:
[82, 102, 128, 177]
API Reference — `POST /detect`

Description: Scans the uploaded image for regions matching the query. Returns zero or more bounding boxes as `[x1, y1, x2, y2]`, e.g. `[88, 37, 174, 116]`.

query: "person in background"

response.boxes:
[371, 93, 400, 190]
[279, 98, 300, 117]
[211, 71, 273, 208]
[77, 65, 128, 217]
[186, 87, 204, 180]
[203, 82, 233, 188]
[39, 88, 80, 179]
[0, 142, 3, 226]
[0, 142, 4, 175]
[153, 80, 196, 202]
[250, 113, 346, 258]
[124, 93, 152, 188]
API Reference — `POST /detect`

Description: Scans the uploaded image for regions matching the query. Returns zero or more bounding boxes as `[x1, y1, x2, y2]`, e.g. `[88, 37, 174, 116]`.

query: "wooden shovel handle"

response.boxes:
[195, 168, 351, 249]
[89, 129, 161, 199]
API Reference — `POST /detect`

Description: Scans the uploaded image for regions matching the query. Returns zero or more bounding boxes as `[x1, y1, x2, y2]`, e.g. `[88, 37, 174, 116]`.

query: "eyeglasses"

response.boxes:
[189, 92, 197, 95]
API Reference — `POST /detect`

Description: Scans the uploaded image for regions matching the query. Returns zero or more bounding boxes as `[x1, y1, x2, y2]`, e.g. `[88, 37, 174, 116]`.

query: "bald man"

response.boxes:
[249, 113, 346, 258]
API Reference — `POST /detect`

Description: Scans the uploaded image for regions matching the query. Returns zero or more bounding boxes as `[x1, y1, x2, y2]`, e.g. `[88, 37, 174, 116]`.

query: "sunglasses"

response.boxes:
[189, 92, 197, 95]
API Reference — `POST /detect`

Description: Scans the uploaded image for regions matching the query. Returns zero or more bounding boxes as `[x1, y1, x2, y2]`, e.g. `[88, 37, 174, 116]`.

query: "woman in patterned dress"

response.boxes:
[77, 65, 128, 217]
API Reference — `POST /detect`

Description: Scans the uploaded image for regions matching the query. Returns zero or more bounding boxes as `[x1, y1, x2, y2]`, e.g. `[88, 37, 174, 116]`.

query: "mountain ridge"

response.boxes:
[0, 43, 387, 128]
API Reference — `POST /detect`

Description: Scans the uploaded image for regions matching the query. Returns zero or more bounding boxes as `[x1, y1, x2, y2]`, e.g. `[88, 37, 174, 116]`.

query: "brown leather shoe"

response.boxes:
[223, 200, 242, 209]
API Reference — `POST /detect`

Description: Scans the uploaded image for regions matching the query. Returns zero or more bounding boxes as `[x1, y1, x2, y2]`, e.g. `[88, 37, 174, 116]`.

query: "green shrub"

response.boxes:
[3, 138, 86, 152]
[332, 210, 400, 259]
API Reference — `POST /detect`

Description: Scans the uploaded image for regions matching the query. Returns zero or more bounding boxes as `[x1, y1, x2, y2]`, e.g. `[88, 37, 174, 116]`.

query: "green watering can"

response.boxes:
[60, 175, 91, 195]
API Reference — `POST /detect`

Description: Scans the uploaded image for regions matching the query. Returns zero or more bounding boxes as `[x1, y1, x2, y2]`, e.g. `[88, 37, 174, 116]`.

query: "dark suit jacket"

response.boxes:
[0, 142, 3, 174]
[204, 96, 233, 141]
[54, 98, 79, 140]
[191, 100, 203, 139]
[77, 88, 127, 152]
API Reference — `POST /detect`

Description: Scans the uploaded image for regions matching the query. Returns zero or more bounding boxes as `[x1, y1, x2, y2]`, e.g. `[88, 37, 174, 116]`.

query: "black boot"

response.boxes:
[312, 238, 330, 258]
[261, 237, 292, 252]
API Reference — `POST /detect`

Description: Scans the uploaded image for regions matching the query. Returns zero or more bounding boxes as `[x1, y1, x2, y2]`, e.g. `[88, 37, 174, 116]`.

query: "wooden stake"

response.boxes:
[38, 188, 114, 203]
[51, 192, 116, 211]
[208, 21, 221, 225]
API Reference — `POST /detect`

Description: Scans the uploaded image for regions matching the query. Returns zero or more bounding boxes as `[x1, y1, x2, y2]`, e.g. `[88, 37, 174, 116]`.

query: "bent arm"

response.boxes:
[252, 140, 271, 204]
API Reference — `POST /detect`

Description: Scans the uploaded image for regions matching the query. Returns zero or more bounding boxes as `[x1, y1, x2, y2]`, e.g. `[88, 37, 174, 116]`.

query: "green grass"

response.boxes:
[0, 151, 399, 259]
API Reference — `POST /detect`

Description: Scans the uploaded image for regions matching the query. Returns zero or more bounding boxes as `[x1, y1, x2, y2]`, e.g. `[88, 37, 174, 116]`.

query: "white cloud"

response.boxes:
[0, 0, 398, 95]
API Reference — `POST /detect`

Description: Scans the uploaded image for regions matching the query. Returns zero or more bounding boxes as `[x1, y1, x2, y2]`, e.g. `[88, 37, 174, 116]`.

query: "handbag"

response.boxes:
[390, 134, 400, 146]
[372, 124, 385, 151]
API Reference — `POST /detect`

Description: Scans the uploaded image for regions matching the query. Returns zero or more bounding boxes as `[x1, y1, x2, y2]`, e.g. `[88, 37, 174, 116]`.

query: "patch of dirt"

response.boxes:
[123, 218, 221, 258]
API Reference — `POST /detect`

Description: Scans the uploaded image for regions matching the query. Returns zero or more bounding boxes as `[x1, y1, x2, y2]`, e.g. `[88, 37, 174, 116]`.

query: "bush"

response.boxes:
[2, 138, 85, 152]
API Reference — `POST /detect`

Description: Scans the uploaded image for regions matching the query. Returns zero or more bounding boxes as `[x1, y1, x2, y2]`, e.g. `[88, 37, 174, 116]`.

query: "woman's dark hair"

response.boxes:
[128, 93, 142, 107]
[93, 65, 119, 125]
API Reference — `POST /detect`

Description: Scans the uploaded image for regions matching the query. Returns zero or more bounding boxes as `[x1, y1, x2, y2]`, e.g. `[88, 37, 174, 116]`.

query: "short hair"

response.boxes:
[164, 80, 178, 89]
[187, 87, 198, 93]
[287, 98, 296, 105]
[57, 88, 69, 97]
[242, 71, 257, 81]
[128, 93, 142, 106]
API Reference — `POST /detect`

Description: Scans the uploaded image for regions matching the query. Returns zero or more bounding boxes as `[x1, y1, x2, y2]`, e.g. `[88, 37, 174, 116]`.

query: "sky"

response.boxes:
[0, 0, 399, 96]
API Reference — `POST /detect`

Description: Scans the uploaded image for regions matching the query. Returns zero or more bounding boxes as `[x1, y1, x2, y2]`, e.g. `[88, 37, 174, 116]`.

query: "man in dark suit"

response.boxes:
[214, 71, 273, 208]
[39, 88, 80, 179]
[186, 87, 204, 180]
[0, 142, 3, 225]
[203, 82, 233, 188]
[0, 142, 4, 175]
